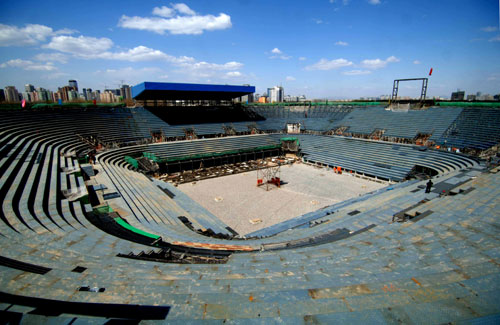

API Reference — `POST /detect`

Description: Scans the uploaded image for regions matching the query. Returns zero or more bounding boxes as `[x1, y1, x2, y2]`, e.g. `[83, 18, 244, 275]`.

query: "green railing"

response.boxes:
[245, 101, 384, 107]
[436, 101, 500, 108]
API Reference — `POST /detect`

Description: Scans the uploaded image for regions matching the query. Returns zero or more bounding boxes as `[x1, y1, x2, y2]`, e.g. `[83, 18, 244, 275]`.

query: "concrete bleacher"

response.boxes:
[329, 106, 464, 140]
[0, 107, 499, 323]
[437, 107, 500, 150]
[297, 134, 477, 181]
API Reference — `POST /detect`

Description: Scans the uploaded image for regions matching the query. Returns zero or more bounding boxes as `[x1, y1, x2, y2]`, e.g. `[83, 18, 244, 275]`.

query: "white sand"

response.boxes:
[178, 163, 386, 235]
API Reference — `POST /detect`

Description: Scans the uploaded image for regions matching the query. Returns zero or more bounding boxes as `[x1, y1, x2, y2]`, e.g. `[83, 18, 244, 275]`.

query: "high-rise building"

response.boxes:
[25, 84, 35, 93]
[68, 80, 78, 92]
[0, 89, 5, 102]
[67, 90, 79, 101]
[37, 87, 51, 102]
[268, 86, 284, 103]
[4, 86, 20, 102]
[121, 85, 132, 100]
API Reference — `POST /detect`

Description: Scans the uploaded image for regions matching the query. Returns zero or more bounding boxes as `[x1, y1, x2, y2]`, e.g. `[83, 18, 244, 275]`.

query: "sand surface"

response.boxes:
[179, 163, 386, 235]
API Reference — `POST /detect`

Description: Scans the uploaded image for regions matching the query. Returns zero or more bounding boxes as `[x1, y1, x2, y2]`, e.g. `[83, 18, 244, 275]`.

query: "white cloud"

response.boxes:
[299, 57, 307, 61]
[33, 52, 69, 64]
[489, 34, 500, 42]
[43, 35, 113, 57]
[314, 19, 323, 24]
[103, 46, 176, 62]
[305, 58, 353, 70]
[335, 41, 348, 46]
[152, 6, 175, 18]
[225, 71, 242, 77]
[413, 60, 421, 65]
[118, 4, 231, 35]
[368, 0, 381, 4]
[0, 23, 72, 47]
[342, 69, 372, 75]
[386, 55, 399, 63]
[40, 32, 243, 80]
[173, 3, 196, 16]
[361, 56, 399, 69]
[286, 76, 296, 81]
[269, 48, 291, 60]
[481, 26, 498, 32]
[0, 58, 56, 71]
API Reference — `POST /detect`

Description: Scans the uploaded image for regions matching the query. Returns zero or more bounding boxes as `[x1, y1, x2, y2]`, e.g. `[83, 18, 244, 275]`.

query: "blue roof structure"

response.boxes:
[132, 82, 255, 100]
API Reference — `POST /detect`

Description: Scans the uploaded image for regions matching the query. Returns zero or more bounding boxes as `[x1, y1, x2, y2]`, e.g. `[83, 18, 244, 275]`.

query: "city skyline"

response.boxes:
[1, 0, 499, 99]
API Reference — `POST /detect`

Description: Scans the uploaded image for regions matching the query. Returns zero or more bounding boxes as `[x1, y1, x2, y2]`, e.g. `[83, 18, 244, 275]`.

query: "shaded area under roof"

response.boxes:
[132, 82, 255, 101]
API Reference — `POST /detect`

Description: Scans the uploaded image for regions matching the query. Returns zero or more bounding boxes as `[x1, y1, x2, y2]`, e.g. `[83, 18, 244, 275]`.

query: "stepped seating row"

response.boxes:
[437, 107, 500, 149]
[329, 107, 464, 140]
[1, 169, 498, 323]
[248, 105, 354, 119]
[297, 134, 478, 181]
[0, 108, 498, 323]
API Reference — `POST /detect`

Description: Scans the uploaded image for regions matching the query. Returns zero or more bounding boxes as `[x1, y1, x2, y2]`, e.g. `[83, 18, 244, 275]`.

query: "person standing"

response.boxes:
[425, 179, 433, 193]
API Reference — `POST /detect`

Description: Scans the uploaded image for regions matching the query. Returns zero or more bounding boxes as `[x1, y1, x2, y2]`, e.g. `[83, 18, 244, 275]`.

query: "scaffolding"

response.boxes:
[256, 162, 281, 191]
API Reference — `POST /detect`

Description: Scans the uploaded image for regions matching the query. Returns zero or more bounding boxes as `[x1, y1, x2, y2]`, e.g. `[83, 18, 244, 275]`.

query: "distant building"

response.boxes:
[37, 87, 51, 102]
[0, 89, 5, 102]
[25, 84, 35, 93]
[68, 80, 78, 92]
[268, 86, 284, 103]
[494, 94, 500, 101]
[258, 95, 268, 103]
[22, 92, 33, 102]
[451, 91, 465, 101]
[100, 90, 119, 103]
[121, 85, 132, 100]
[67, 90, 79, 101]
[4, 86, 20, 102]
[284, 95, 298, 102]
[467, 94, 476, 101]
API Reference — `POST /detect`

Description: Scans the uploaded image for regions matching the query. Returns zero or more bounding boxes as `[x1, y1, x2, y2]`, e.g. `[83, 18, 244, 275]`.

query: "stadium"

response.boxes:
[1, 81, 500, 323]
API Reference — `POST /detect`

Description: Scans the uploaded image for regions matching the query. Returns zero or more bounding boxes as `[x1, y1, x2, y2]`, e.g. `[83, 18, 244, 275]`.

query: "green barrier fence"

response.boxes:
[245, 101, 384, 107]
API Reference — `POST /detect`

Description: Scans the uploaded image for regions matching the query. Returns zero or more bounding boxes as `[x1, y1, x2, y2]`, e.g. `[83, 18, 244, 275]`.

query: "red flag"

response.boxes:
[21, 99, 26, 108]
[429, 68, 433, 76]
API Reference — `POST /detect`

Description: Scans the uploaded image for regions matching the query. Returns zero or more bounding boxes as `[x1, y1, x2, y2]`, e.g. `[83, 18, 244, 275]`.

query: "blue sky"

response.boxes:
[0, 0, 499, 99]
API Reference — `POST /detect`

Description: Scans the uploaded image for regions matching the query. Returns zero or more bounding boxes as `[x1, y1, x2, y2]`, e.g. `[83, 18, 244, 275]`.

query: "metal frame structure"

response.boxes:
[256, 163, 281, 191]
[391, 78, 428, 101]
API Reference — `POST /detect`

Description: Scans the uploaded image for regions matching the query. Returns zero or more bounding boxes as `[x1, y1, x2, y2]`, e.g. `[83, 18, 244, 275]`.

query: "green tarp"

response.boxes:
[143, 152, 160, 162]
[161, 144, 281, 163]
[115, 217, 161, 240]
[280, 137, 299, 145]
[124, 156, 139, 168]
[93, 205, 114, 214]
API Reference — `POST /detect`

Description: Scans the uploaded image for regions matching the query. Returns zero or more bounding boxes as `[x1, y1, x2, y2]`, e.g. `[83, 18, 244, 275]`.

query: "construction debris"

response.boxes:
[156, 156, 299, 185]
